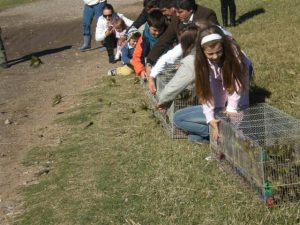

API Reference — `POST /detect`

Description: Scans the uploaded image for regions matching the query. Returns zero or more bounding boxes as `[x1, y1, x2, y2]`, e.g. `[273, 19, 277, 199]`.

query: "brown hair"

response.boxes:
[178, 23, 198, 57]
[194, 25, 247, 103]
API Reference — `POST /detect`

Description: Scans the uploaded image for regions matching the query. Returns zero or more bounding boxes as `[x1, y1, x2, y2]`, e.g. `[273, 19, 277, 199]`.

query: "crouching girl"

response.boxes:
[173, 25, 252, 143]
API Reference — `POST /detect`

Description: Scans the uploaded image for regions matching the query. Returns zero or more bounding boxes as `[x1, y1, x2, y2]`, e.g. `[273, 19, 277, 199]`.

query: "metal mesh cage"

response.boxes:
[210, 103, 300, 205]
[144, 62, 198, 139]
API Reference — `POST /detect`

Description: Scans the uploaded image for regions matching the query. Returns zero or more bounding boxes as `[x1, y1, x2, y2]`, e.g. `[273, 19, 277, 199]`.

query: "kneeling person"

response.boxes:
[108, 31, 141, 76]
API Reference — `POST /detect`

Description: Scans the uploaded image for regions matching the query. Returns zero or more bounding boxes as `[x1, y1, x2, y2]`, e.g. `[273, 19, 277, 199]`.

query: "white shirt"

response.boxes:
[95, 13, 133, 42]
[150, 26, 232, 78]
[150, 43, 183, 78]
[83, 0, 103, 6]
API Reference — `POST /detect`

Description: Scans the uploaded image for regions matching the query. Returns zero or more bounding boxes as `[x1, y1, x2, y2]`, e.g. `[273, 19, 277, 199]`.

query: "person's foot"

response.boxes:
[107, 68, 117, 76]
[114, 54, 120, 61]
[229, 20, 236, 27]
[79, 45, 91, 51]
[108, 57, 116, 64]
[187, 134, 209, 144]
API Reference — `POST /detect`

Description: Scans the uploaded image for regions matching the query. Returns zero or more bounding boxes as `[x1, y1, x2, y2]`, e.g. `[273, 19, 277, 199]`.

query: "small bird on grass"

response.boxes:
[52, 94, 62, 106]
[133, 77, 140, 84]
[111, 77, 116, 85]
[30, 55, 43, 68]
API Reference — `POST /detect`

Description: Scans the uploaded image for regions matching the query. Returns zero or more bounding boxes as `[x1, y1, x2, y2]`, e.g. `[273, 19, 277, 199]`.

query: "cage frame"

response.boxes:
[210, 103, 300, 205]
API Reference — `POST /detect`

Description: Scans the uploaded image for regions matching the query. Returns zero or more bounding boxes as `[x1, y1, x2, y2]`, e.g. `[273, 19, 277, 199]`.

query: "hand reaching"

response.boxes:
[210, 119, 220, 140]
[148, 77, 156, 95]
[157, 102, 166, 113]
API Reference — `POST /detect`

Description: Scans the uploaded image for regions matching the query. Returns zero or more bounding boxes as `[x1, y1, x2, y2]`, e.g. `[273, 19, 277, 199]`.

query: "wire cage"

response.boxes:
[210, 103, 300, 205]
[146, 62, 199, 139]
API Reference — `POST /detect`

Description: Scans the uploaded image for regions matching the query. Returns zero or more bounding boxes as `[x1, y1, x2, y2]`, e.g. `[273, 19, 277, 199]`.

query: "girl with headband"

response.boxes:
[172, 25, 252, 143]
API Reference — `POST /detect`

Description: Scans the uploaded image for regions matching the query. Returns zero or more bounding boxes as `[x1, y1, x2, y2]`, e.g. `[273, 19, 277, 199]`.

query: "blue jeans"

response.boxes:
[82, 1, 106, 36]
[173, 106, 209, 141]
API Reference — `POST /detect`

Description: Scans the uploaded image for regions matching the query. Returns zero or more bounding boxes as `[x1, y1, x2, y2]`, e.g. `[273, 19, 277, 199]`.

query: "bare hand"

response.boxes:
[148, 78, 156, 95]
[157, 102, 166, 113]
[210, 119, 220, 140]
[140, 71, 147, 81]
[225, 111, 239, 117]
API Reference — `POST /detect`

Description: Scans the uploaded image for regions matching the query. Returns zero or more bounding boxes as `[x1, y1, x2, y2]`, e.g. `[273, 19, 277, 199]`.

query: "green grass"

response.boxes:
[15, 0, 300, 224]
[0, 0, 36, 9]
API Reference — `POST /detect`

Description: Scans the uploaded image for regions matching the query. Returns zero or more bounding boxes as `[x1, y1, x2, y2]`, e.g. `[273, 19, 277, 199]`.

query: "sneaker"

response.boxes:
[114, 54, 120, 61]
[107, 68, 117, 76]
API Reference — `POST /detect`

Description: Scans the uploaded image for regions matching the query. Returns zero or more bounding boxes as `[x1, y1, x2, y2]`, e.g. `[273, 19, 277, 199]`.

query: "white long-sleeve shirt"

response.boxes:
[203, 56, 251, 124]
[150, 43, 183, 78]
[150, 25, 232, 78]
[95, 13, 133, 42]
[83, 0, 104, 6]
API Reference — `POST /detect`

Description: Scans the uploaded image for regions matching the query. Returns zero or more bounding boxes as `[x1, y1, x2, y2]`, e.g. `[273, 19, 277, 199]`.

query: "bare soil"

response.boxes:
[0, 1, 141, 224]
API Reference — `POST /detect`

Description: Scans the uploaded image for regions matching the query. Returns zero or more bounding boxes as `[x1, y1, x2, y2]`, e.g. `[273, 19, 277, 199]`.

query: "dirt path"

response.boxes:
[0, 0, 142, 224]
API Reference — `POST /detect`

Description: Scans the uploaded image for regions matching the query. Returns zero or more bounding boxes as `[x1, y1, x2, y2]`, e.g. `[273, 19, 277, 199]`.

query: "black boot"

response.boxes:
[107, 48, 115, 64]
[220, 0, 228, 27]
[229, 0, 236, 26]
[222, 16, 228, 28]
[104, 33, 117, 64]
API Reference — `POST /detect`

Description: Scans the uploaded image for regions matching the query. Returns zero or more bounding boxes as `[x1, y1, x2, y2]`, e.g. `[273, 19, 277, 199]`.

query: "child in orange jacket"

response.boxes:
[131, 10, 166, 80]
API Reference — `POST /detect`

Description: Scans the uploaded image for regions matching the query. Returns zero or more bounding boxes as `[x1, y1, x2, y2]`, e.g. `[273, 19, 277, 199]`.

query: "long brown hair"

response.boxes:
[194, 25, 247, 103]
[179, 23, 198, 57]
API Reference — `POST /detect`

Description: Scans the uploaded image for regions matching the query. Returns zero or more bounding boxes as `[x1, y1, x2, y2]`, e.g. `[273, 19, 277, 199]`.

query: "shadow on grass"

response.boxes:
[250, 85, 271, 104]
[237, 8, 266, 25]
[7, 45, 72, 67]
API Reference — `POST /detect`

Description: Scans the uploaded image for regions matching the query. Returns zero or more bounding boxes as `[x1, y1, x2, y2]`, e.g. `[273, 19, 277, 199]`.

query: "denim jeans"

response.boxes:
[82, 1, 106, 36]
[173, 105, 209, 141]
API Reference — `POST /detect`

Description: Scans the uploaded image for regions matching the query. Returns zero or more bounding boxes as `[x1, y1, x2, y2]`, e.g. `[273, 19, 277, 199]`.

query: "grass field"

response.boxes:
[14, 0, 300, 224]
[0, 0, 35, 9]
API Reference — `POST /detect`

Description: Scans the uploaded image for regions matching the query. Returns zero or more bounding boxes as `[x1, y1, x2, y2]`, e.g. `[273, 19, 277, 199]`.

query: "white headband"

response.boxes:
[201, 33, 222, 45]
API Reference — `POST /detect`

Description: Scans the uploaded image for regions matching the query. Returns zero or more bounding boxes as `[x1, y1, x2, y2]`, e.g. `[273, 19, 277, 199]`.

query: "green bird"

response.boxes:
[30, 55, 43, 67]
[52, 94, 62, 106]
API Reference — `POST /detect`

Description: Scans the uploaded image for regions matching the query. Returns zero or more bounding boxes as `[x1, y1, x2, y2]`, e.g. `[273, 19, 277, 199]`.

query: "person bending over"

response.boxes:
[131, 10, 167, 80]
[173, 25, 251, 143]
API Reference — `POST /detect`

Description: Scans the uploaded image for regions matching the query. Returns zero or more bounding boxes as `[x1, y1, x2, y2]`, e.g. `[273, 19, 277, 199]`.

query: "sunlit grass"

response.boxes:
[14, 0, 300, 224]
[0, 0, 37, 9]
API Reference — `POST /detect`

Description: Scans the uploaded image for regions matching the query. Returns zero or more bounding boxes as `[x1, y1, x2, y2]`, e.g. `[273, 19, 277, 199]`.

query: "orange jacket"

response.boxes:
[132, 36, 145, 76]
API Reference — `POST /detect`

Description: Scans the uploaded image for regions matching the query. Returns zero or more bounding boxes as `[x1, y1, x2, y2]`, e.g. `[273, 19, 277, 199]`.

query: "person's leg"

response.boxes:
[104, 33, 117, 63]
[0, 35, 8, 68]
[228, 0, 236, 26]
[115, 44, 121, 60]
[93, 1, 106, 20]
[80, 4, 93, 51]
[220, 0, 228, 27]
[173, 105, 209, 142]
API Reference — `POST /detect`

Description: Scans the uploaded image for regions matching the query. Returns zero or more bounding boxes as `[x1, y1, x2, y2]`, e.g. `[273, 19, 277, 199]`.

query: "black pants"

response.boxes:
[220, 0, 236, 26]
[103, 32, 117, 63]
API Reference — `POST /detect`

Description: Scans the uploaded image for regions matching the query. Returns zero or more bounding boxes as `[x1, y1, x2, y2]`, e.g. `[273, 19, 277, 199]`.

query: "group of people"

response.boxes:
[80, 0, 251, 144]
